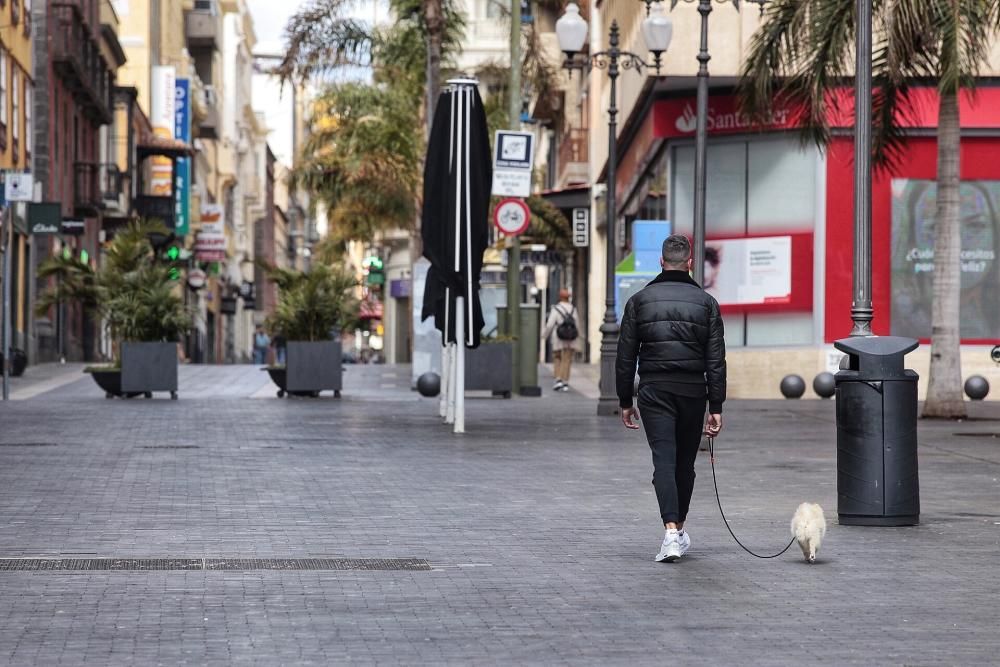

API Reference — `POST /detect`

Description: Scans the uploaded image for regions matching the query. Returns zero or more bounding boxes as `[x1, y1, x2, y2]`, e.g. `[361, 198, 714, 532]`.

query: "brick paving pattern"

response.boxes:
[0, 363, 997, 664]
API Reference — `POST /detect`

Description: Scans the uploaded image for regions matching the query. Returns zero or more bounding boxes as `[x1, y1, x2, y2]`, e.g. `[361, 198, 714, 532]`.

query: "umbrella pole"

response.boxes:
[439, 342, 450, 419]
[455, 297, 466, 433]
[446, 343, 456, 423]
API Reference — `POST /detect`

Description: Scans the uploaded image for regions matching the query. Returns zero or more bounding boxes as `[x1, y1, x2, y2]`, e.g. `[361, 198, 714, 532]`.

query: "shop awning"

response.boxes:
[138, 135, 195, 159]
[540, 185, 590, 211]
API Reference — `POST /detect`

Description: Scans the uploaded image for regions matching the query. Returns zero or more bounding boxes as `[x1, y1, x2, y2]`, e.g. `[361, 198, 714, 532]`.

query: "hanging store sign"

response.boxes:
[194, 203, 226, 261]
[173, 78, 191, 237]
[493, 197, 531, 236]
[150, 66, 176, 197]
[27, 202, 61, 235]
[491, 131, 535, 197]
[187, 268, 207, 290]
[572, 208, 590, 247]
[60, 219, 86, 236]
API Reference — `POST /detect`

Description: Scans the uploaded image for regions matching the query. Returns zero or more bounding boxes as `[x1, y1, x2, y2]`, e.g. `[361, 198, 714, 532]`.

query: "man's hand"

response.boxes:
[705, 413, 723, 437]
[621, 407, 641, 430]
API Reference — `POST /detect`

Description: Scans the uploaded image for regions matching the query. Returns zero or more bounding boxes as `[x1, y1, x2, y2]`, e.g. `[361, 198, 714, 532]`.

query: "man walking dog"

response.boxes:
[616, 235, 727, 562]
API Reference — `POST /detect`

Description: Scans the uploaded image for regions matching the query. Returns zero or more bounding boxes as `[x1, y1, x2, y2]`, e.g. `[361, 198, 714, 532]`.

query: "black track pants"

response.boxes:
[636, 385, 707, 525]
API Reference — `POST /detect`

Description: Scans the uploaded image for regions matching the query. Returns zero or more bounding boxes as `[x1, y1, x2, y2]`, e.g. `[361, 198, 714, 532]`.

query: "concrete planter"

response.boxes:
[120, 342, 179, 399]
[267, 340, 342, 398]
[466, 342, 513, 397]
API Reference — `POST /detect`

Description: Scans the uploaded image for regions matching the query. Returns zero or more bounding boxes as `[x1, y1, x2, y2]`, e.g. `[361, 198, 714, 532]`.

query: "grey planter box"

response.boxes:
[466, 342, 513, 396]
[121, 342, 178, 398]
[286, 341, 342, 396]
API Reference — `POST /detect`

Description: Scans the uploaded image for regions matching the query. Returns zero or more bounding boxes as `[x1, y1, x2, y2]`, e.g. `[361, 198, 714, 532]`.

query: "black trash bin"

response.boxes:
[834, 336, 920, 526]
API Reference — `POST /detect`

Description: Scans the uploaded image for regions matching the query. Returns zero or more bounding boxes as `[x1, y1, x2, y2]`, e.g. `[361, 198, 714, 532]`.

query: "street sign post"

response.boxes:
[0, 206, 11, 399]
[4, 172, 34, 203]
[493, 198, 531, 236]
[491, 131, 535, 197]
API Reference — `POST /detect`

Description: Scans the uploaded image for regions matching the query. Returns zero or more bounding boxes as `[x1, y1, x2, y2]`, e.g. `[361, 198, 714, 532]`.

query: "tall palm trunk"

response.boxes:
[922, 89, 966, 419]
[422, 0, 444, 128]
[415, 0, 445, 258]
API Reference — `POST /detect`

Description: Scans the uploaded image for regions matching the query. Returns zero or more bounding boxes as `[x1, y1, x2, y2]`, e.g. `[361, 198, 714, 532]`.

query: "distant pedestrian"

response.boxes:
[541, 288, 580, 392]
[253, 325, 270, 365]
[272, 334, 287, 366]
[616, 234, 727, 563]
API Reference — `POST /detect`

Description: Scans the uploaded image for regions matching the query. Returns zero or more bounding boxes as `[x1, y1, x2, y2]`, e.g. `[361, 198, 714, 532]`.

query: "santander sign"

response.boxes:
[655, 96, 798, 139]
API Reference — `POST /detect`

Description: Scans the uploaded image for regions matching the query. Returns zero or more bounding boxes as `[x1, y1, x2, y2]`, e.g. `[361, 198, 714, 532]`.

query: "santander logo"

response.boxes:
[675, 105, 697, 133]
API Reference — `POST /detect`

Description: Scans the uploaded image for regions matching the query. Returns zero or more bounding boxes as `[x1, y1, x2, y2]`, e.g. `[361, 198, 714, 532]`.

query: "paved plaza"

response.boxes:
[0, 363, 998, 665]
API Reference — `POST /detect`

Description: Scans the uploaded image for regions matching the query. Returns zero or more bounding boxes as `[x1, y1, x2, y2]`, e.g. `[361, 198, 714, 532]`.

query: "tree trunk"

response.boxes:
[922, 89, 966, 419]
[422, 0, 444, 132]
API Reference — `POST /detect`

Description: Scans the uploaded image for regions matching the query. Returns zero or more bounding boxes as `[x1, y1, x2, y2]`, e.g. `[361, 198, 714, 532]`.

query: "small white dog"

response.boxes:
[790, 502, 827, 563]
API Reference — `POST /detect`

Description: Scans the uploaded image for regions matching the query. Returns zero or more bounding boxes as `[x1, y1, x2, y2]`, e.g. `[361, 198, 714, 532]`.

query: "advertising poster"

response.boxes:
[891, 179, 1000, 340]
[704, 236, 792, 306]
[150, 66, 176, 197]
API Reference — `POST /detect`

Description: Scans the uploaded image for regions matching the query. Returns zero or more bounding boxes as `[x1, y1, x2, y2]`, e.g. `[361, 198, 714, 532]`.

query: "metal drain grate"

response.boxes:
[138, 445, 201, 449]
[0, 442, 58, 447]
[0, 557, 430, 572]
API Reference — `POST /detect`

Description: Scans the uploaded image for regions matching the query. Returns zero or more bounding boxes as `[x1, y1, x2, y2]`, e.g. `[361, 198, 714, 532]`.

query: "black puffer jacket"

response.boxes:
[616, 270, 726, 412]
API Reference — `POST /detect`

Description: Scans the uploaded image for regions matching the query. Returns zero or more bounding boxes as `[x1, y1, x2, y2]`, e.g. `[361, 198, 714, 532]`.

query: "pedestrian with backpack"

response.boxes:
[542, 288, 580, 392]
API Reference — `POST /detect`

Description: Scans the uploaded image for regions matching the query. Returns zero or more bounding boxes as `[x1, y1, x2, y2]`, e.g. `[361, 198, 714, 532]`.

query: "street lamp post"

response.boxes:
[851, 0, 874, 336]
[556, 2, 673, 415]
[670, 0, 768, 285]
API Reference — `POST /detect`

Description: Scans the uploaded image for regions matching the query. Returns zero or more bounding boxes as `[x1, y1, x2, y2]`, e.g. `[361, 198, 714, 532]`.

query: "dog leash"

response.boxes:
[707, 436, 796, 559]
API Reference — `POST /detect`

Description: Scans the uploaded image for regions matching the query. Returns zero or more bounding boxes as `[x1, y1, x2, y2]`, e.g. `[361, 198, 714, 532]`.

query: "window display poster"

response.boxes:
[704, 236, 792, 306]
[891, 179, 1000, 340]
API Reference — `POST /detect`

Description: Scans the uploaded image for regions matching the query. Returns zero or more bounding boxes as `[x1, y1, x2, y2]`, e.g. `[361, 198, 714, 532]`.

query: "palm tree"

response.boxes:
[277, 0, 465, 123]
[740, 0, 1000, 419]
[36, 221, 191, 363]
[291, 82, 423, 249]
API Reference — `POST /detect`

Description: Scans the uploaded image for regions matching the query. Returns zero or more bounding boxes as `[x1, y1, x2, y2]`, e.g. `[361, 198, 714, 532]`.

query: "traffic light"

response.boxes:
[163, 242, 184, 281]
[364, 256, 385, 287]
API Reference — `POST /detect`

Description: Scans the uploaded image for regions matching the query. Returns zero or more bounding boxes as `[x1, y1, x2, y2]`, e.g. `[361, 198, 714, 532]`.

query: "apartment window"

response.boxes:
[11, 68, 18, 161]
[0, 50, 7, 138]
[485, 0, 503, 19]
[24, 83, 30, 156]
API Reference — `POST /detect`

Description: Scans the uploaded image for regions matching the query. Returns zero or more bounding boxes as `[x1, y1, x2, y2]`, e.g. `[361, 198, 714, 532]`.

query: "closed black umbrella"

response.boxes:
[421, 80, 491, 349]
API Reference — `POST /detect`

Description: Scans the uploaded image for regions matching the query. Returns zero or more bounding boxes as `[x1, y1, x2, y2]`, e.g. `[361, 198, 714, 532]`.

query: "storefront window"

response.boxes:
[670, 136, 820, 347]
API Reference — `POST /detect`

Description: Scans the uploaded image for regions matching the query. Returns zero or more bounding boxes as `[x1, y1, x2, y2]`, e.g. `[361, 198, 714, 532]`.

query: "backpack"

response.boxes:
[555, 305, 579, 341]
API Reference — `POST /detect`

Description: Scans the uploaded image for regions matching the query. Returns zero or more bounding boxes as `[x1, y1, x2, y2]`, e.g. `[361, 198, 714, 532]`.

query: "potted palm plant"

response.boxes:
[36, 221, 191, 399]
[262, 263, 357, 398]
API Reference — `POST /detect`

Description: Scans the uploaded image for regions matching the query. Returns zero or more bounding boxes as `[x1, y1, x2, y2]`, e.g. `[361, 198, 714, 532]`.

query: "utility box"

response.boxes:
[497, 304, 541, 396]
[834, 336, 920, 526]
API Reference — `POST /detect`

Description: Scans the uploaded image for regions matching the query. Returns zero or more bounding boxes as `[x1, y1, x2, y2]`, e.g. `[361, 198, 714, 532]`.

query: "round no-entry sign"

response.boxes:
[493, 198, 531, 236]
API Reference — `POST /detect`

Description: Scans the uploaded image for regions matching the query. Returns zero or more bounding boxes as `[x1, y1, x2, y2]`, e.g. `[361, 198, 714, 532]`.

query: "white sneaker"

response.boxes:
[655, 530, 682, 562]
[678, 530, 691, 556]
[553, 380, 565, 391]
[560, 383, 570, 392]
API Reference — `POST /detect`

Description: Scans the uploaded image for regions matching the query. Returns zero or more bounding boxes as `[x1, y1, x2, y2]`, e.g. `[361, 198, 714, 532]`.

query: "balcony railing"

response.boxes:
[185, 1, 221, 50]
[100, 163, 125, 205]
[74, 162, 102, 212]
[52, 3, 113, 124]
[199, 85, 219, 139]
[135, 195, 175, 229]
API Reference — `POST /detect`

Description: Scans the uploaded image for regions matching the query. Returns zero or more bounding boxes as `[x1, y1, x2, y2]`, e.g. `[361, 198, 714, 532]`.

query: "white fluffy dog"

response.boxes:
[791, 502, 826, 563]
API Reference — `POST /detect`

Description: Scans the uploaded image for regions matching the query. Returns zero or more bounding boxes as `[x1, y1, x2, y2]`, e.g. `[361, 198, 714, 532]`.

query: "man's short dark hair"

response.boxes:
[661, 235, 691, 267]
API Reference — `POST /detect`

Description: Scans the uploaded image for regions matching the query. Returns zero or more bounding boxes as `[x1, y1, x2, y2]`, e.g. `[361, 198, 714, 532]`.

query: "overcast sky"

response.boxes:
[247, 0, 387, 165]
